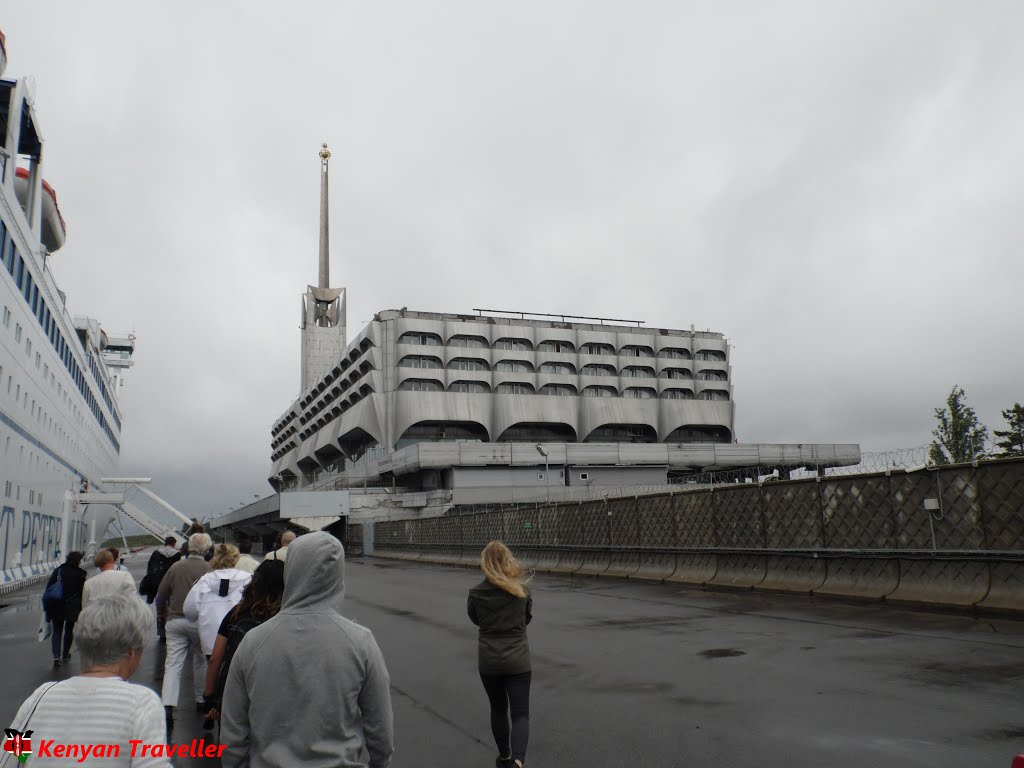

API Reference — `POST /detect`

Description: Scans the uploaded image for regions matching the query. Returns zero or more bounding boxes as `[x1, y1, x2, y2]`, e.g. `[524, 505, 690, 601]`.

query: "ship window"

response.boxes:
[580, 342, 615, 355]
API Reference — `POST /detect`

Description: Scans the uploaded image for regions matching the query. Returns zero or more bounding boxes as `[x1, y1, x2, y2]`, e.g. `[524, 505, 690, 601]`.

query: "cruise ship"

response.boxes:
[0, 30, 137, 589]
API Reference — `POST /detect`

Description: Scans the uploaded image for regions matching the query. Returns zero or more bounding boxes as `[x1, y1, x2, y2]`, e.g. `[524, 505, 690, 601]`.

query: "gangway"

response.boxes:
[77, 478, 193, 553]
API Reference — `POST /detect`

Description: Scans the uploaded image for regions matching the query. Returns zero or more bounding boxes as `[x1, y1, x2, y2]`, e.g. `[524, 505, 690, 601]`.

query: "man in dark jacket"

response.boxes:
[44, 551, 87, 668]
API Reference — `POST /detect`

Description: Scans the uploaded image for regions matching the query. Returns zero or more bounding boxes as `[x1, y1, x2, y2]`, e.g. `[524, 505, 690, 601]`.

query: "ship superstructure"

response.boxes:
[0, 31, 137, 588]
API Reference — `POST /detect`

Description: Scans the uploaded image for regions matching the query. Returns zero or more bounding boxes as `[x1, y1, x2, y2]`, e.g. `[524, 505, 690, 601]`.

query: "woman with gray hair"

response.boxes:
[155, 532, 212, 733]
[7, 595, 170, 767]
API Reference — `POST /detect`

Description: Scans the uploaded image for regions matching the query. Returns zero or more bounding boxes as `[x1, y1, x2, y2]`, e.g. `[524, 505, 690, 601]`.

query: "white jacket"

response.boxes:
[183, 568, 252, 655]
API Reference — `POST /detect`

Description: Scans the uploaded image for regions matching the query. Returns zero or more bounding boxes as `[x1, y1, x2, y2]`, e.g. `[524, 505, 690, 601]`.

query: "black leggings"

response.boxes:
[480, 671, 531, 763]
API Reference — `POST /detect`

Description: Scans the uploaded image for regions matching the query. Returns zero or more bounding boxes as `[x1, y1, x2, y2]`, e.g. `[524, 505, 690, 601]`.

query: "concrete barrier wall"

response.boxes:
[373, 457, 1024, 612]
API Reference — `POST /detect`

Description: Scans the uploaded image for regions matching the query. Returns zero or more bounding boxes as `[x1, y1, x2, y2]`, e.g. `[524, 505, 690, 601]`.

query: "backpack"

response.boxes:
[214, 612, 264, 702]
[139, 550, 181, 602]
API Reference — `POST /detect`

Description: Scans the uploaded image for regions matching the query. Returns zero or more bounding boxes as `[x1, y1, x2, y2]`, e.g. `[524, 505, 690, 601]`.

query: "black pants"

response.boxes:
[480, 671, 531, 763]
[51, 618, 75, 659]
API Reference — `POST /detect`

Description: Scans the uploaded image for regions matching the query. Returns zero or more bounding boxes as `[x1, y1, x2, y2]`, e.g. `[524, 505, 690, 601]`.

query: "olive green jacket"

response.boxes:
[467, 579, 533, 675]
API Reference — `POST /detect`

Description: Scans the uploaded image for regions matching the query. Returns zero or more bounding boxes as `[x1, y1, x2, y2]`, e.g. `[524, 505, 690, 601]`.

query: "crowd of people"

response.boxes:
[19, 528, 534, 768]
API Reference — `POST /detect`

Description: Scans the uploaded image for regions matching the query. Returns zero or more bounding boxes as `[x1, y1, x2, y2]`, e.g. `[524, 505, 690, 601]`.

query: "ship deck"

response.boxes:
[2, 552, 1023, 767]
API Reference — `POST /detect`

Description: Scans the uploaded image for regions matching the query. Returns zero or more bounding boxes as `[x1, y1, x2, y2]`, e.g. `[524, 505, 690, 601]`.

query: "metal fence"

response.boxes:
[373, 456, 1024, 611]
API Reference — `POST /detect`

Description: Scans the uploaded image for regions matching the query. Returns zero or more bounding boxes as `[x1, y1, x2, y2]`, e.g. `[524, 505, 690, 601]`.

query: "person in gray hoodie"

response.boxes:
[220, 531, 394, 768]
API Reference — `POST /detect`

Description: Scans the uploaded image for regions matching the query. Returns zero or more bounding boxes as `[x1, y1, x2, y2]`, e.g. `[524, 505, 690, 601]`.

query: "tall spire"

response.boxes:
[318, 143, 331, 289]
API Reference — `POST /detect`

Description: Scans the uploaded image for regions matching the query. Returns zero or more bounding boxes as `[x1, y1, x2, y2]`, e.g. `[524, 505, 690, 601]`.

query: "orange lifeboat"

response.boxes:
[14, 167, 67, 252]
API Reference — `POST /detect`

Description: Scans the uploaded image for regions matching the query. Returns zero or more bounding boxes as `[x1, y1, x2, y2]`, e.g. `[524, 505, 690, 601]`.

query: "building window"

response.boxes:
[622, 366, 655, 378]
[540, 383, 577, 396]
[660, 368, 692, 380]
[581, 363, 616, 377]
[398, 379, 444, 392]
[495, 382, 535, 395]
[580, 472, 589, 480]
[397, 331, 442, 346]
[695, 350, 727, 361]
[696, 370, 728, 382]
[448, 334, 488, 348]
[449, 380, 490, 393]
[658, 347, 691, 359]
[537, 340, 575, 354]
[539, 362, 576, 375]
[620, 345, 654, 358]
[582, 385, 617, 398]
[398, 355, 443, 369]
[661, 388, 694, 400]
[623, 387, 656, 399]
[494, 337, 533, 351]
[697, 389, 729, 401]
[494, 360, 534, 373]
[14, 324, 21, 342]
[580, 342, 615, 355]
[447, 357, 489, 372]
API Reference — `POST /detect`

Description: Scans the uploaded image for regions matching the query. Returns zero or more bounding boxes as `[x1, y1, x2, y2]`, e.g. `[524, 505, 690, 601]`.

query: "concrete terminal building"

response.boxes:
[214, 146, 858, 542]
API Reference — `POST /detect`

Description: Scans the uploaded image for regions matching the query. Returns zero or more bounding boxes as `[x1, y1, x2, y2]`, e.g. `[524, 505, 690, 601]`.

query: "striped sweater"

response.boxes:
[7, 676, 170, 768]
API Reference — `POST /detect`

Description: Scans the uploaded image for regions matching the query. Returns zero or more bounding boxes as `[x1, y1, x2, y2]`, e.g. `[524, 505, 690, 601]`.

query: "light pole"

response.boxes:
[535, 444, 549, 505]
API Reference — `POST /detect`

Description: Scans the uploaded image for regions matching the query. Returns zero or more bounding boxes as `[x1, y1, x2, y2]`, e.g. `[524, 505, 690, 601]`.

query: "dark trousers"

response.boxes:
[51, 618, 75, 659]
[480, 671, 531, 763]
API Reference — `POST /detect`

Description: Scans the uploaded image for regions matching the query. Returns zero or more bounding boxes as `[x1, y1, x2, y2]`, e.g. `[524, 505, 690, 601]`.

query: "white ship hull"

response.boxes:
[1, 40, 132, 590]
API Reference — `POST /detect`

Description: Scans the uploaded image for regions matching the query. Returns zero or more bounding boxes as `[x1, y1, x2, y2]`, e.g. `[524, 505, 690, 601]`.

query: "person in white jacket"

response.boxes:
[183, 544, 252, 658]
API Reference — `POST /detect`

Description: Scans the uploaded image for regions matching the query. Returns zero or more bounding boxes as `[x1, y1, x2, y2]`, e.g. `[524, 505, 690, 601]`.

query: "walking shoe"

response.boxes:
[62, 652, 72, 662]
[495, 757, 513, 767]
[52, 659, 61, 669]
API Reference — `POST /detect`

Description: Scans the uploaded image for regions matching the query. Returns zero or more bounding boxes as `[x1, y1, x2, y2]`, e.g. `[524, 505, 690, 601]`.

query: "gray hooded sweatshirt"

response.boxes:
[220, 532, 394, 768]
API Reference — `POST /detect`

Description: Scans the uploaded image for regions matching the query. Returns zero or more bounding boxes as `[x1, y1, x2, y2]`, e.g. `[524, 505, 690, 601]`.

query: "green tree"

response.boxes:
[993, 403, 1024, 457]
[928, 385, 989, 465]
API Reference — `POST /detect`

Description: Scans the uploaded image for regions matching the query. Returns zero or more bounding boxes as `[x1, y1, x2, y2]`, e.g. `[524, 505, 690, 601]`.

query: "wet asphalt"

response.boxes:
[2, 551, 1024, 767]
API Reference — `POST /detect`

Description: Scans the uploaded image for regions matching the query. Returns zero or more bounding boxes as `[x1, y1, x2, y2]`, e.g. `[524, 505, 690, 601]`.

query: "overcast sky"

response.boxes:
[4, 1, 1023, 519]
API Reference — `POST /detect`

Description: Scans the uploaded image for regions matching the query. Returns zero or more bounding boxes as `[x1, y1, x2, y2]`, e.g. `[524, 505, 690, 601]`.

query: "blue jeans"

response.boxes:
[51, 618, 74, 659]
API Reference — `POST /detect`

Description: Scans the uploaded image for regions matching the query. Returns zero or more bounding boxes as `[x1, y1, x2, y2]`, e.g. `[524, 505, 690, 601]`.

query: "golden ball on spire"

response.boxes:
[319, 143, 331, 160]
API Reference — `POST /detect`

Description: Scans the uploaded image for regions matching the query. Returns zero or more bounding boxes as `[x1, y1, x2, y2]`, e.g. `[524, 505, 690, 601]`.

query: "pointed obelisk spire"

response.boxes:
[318, 143, 331, 289]
[300, 142, 346, 394]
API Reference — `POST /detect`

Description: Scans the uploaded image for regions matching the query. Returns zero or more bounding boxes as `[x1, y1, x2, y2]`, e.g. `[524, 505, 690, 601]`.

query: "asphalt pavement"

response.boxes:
[2, 550, 1023, 767]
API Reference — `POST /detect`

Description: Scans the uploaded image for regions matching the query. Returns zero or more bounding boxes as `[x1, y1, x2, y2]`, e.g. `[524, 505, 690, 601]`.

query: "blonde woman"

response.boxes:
[467, 541, 533, 768]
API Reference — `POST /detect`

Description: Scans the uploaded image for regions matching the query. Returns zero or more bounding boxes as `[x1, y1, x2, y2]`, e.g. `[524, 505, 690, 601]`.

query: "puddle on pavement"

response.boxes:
[699, 648, 746, 659]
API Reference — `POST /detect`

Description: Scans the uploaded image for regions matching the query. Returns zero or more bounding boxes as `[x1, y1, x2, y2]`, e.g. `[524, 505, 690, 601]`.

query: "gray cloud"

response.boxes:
[5, 0, 1022, 516]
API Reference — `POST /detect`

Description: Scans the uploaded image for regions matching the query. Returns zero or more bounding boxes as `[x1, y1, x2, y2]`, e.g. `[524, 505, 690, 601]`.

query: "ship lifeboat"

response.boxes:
[14, 167, 67, 252]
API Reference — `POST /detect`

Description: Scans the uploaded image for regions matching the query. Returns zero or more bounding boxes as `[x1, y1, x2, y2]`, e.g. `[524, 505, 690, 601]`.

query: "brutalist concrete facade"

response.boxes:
[270, 308, 738, 488]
